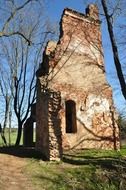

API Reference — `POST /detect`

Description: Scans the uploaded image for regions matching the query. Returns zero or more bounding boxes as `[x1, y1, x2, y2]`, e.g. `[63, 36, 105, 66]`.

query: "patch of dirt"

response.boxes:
[0, 153, 34, 190]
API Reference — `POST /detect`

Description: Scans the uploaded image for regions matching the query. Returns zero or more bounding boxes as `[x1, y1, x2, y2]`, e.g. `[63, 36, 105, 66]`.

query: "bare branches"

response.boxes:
[2, 0, 37, 32]
[101, 0, 126, 100]
[0, 0, 39, 44]
[0, 0, 55, 145]
[0, 31, 31, 45]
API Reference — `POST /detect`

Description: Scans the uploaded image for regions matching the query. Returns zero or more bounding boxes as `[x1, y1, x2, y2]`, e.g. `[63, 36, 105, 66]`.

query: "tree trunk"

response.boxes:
[2, 95, 10, 146]
[3, 95, 10, 133]
[9, 110, 12, 146]
[101, 0, 126, 100]
[15, 120, 23, 146]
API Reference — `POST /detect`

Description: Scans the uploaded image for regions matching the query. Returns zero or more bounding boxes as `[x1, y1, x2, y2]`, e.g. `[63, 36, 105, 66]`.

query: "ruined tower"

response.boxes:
[36, 4, 120, 161]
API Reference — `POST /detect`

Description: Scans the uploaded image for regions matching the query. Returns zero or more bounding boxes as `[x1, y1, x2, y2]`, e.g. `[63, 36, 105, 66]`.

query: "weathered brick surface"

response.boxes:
[36, 4, 120, 160]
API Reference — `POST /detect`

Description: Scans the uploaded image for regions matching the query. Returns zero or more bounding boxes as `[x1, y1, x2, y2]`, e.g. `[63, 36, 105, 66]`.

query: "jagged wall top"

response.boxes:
[63, 4, 100, 23]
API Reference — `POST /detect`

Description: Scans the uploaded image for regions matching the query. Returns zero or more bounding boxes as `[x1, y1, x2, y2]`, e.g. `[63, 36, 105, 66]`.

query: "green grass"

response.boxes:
[25, 148, 126, 190]
[1, 130, 126, 189]
[0, 128, 23, 146]
[0, 127, 36, 146]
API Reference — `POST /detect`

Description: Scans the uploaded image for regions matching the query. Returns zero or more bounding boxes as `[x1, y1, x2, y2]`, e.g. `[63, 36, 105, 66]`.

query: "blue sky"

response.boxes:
[45, 0, 126, 114]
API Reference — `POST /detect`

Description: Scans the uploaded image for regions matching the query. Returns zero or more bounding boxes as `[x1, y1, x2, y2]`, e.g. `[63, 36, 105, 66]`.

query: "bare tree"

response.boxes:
[0, 74, 10, 145]
[101, 0, 126, 100]
[13, 37, 37, 146]
[0, 0, 56, 146]
[0, 23, 52, 146]
[0, 0, 41, 44]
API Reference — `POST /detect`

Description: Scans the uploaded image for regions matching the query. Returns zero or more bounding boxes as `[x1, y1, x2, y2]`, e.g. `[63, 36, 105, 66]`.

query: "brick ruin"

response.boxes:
[35, 4, 120, 161]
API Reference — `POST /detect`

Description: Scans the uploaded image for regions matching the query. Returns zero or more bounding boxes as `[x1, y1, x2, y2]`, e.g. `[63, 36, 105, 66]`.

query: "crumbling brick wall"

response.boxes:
[36, 82, 62, 160]
[36, 4, 120, 161]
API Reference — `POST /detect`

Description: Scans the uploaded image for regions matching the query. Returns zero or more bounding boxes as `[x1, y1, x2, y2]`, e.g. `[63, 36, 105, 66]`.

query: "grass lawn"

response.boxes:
[0, 128, 23, 146]
[25, 148, 126, 190]
[1, 130, 126, 189]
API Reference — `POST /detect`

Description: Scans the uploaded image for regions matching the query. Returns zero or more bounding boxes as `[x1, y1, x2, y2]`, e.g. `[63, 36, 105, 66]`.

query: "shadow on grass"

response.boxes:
[63, 153, 126, 170]
[1, 146, 126, 171]
[0, 146, 46, 160]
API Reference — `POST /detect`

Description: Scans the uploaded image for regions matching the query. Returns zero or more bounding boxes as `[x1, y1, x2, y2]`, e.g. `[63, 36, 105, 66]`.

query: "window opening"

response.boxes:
[65, 100, 77, 133]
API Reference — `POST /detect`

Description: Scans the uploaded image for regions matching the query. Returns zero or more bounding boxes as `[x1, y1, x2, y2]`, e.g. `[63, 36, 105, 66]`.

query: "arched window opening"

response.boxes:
[65, 100, 77, 133]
